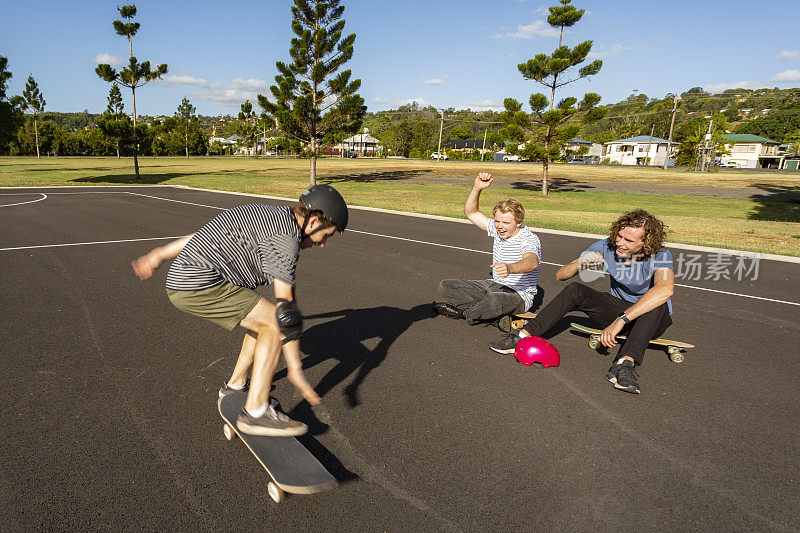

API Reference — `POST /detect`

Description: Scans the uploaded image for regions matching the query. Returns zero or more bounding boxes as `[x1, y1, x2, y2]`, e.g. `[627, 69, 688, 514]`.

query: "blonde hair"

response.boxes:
[492, 198, 525, 223]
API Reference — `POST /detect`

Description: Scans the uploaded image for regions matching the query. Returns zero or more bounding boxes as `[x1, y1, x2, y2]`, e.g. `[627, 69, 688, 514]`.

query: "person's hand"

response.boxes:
[473, 172, 493, 190]
[490, 262, 511, 277]
[132, 251, 161, 280]
[578, 251, 604, 269]
[601, 318, 625, 348]
[282, 340, 321, 406]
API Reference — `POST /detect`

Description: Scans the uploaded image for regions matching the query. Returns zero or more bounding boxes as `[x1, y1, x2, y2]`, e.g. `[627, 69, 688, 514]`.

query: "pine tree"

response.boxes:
[100, 83, 127, 158]
[175, 97, 196, 159]
[258, 0, 365, 185]
[20, 75, 46, 159]
[507, 0, 605, 195]
[95, 4, 167, 178]
[0, 56, 24, 154]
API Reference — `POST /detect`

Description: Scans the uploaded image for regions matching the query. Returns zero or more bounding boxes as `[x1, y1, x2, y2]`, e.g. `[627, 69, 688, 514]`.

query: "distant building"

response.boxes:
[721, 134, 781, 169]
[602, 135, 673, 166]
[565, 138, 602, 162]
[331, 132, 383, 156]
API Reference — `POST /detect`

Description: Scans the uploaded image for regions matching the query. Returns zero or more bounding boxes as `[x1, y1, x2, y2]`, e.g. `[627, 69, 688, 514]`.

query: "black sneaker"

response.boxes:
[606, 360, 641, 394]
[433, 301, 464, 319]
[236, 398, 308, 437]
[218, 378, 250, 399]
[488, 333, 521, 354]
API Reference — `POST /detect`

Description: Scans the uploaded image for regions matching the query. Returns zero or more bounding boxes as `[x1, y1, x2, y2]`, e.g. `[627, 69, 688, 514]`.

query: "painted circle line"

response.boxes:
[0, 193, 47, 208]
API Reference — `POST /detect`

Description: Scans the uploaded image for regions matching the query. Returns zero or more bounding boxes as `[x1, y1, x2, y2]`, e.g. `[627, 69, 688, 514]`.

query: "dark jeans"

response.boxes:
[523, 282, 672, 365]
[438, 278, 527, 325]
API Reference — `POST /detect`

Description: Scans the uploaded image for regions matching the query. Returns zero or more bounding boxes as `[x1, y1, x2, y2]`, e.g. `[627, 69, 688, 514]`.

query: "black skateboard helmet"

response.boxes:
[299, 184, 349, 235]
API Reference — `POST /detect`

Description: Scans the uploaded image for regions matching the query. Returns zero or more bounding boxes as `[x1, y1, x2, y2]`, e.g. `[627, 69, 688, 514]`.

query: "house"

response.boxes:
[565, 138, 602, 162]
[331, 132, 383, 157]
[602, 135, 673, 166]
[720, 134, 780, 169]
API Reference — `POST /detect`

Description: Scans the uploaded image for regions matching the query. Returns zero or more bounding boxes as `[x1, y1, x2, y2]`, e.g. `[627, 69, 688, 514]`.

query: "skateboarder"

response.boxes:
[132, 185, 348, 436]
[433, 172, 541, 329]
[488, 209, 674, 395]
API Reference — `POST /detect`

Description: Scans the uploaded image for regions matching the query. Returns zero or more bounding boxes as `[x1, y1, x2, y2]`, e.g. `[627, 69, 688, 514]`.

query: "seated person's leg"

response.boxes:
[615, 303, 672, 366]
[434, 279, 490, 319]
[464, 284, 526, 325]
[524, 282, 622, 337]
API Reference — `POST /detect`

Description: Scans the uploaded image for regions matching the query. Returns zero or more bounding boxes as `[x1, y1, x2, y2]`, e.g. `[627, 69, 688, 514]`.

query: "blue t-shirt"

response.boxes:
[584, 238, 674, 314]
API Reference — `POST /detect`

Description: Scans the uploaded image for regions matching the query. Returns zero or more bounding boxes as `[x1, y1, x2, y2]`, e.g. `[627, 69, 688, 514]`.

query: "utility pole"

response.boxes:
[663, 95, 679, 169]
[436, 109, 444, 161]
[702, 119, 713, 171]
[646, 123, 655, 166]
[481, 128, 487, 161]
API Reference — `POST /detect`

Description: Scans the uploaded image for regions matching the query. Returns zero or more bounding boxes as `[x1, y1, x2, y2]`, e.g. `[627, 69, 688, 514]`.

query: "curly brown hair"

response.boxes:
[609, 209, 668, 259]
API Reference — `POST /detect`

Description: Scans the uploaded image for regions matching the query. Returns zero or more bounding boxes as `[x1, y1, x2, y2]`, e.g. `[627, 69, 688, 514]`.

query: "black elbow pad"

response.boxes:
[275, 298, 302, 341]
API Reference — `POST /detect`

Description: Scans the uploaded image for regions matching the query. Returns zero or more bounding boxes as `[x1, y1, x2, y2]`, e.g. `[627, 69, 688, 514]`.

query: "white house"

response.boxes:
[720, 134, 781, 169]
[332, 132, 383, 156]
[566, 138, 603, 161]
[602, 135, 673, 166]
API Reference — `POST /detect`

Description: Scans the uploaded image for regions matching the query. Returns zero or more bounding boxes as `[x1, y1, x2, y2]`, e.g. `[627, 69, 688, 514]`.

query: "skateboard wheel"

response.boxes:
[511, 320, 523, 330]
[588, 338, 600, 350]
[223, 423, 235, 441]
[670, 352, 685, 364]
[268, 482, 285, 503]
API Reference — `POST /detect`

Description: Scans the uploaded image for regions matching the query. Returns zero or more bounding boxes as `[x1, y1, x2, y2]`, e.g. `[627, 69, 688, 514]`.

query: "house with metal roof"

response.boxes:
[602, 135, 673, 166]
[566, 138, 603, 161]
[720, 134, 780, 169]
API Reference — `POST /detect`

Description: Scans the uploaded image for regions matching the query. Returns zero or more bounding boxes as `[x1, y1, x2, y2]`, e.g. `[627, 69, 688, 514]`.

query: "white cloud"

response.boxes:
[229, 78, 269, 91]
[424, 78, 444, 86]
[458, 100, 504, 112]
[777, 50, 800, 62]
[92, 52, 122, 66]
[192, 88, 260, 107]
[493, 20, 559, 39]
[587, 44, 637, 59]
[703, 80, 761, 93]
[162, 75, 209, 88]
[771, 69, 800, 83]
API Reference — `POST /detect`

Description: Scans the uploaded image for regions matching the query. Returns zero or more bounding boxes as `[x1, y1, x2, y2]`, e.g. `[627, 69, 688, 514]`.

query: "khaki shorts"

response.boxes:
[167, 281, 262, 331]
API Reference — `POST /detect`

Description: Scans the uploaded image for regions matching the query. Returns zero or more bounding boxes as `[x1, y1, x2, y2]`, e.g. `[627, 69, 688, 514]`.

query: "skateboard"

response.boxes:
[218, 391, 337, 502]
[509, 312, 537, 331]
[570, 322, 695, 364]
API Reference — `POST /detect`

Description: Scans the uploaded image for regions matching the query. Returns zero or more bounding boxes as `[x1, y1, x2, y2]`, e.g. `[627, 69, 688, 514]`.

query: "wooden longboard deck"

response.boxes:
[218, 392, 337, 494]
[570, 323, 695, 349]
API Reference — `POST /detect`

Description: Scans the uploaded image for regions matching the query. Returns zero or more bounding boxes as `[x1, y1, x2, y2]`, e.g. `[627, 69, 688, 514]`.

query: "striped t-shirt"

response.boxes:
[486, 219, 541, 310]
[166, 204, 302, 291]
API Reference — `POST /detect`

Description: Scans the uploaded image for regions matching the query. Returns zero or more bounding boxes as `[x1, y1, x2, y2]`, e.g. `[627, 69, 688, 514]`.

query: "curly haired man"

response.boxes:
[488, 209, 674, 394]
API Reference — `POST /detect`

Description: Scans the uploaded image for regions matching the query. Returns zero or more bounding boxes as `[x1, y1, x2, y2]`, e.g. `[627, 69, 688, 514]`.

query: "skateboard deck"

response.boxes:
[570, 322, 695, 364]
[218, 391, 337, 502]
[509, 312, 537, 331]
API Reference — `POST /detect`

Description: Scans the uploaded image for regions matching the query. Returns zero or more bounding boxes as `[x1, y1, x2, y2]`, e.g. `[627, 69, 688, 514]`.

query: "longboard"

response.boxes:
[509, 312, 537, 331]
[218, 391, 337, 502]
[570, 322, 695, 364]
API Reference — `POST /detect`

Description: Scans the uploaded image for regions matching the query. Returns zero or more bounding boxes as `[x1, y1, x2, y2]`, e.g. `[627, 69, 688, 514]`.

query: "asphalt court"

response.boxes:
[1, 185, 798, 531]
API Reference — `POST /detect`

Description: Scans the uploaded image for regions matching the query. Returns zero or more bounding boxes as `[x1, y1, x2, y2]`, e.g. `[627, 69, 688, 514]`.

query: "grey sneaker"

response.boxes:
[495, 315, 513, 332]
[488, 333, 521, 354]
[606, 360, 641, 394]
[236, 399, 308, 437]
[218, 378, 250, 399]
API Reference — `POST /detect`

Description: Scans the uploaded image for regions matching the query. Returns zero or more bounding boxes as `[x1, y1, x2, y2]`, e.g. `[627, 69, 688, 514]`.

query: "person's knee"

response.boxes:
[438, 279, 457, 295]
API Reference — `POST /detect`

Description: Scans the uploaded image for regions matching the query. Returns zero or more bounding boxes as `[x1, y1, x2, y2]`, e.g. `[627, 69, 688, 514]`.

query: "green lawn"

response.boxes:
[2, 156, 799, 256]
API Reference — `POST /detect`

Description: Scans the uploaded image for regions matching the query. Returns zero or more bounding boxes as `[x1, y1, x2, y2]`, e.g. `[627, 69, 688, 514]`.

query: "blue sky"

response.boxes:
[2, 0, 799, 116]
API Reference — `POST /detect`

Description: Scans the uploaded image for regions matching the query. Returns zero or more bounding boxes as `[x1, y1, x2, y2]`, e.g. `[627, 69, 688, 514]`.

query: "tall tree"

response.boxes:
[95, 4, 168, 179]
[508, 0, 605, 195]
[0, 56, 24, 154]
[237, 100, 258, 156]
[97, 83, 128, 158]
[258, 0, 365, 185]
[20, 75, 46, 159]
[175, 97, 196, 159]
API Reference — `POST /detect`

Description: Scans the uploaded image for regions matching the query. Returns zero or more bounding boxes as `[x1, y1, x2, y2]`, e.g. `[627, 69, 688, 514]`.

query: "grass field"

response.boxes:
[2, 156, 799, 256]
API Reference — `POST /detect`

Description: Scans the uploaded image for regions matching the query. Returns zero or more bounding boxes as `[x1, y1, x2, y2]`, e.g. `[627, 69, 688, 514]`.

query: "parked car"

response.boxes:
[431, 152, 448, 160]
[344, 151, 358, 158]
[265, 150, 276, 156]
[502, 154, 522, 162]
[718, 160, 743, 168]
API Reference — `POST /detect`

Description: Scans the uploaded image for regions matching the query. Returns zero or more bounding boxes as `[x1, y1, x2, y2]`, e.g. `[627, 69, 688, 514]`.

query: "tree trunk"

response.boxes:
[542, 124, 551, 196]
[132, 86, 140, 180]
[185, 127, 189, 159]
[309, 143, 317, 186]
[34, 117, 40, 159]
[116, 140, 120, 159]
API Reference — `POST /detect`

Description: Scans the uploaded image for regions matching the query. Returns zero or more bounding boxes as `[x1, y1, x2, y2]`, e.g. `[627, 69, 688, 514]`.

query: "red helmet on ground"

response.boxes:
[514, 336, 560, 368]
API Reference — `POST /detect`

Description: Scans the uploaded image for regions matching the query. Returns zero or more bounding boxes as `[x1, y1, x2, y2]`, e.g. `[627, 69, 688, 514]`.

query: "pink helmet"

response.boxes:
[514, 336, 560, 368]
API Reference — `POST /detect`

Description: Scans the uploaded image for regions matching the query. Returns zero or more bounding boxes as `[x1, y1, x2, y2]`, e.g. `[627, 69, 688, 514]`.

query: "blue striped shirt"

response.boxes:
[166, 204, 301, 291]
[487, 220, 541, 309]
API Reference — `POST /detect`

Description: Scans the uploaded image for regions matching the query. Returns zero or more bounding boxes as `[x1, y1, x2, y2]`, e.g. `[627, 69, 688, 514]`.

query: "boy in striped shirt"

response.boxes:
[132, 185, 348, 437]
[433, 172, 541, 328]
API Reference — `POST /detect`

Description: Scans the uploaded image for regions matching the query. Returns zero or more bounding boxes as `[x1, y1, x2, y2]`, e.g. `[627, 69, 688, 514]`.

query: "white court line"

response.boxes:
[0, 193, 47, 207]
[3, 190, 798, 307]
[0, 236, 187, 252]
[348, 229, 800, 307]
